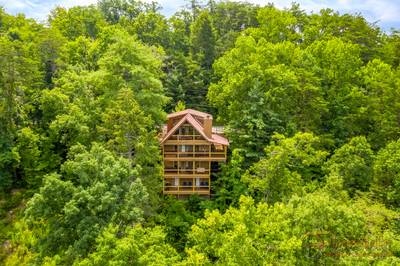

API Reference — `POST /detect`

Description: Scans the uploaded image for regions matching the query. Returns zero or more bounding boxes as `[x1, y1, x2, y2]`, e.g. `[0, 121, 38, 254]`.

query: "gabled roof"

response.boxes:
[160, 113, 228, 146]
[167, 109, 212, 119]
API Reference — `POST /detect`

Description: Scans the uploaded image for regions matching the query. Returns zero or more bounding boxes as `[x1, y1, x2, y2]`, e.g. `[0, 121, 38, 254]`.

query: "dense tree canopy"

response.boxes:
[185, 194, 399, 264]
[1, 1, 400, 265]
[242, 133, 328, 203]
[25, 144, 149, 262]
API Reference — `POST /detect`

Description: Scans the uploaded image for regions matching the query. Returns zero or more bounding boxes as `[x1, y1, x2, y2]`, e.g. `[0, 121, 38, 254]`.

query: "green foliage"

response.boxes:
[156, 196, 203, 252]
[39, 88, 69, 125]
[99, 87, 163, 209]
[49, 6, 106, 40]
[373, 139, 400, 208]
[184, 192, 399, 264]
[249, 5, 301, 43]
[96, 29, 168, 125]
[185, 192, 394, 264]
[174, 100, 186, 112]
[1, 2, 400, 264]
[129, 12, 172, 48]
[190, 11, 216, 68]
[14, 128, 43, 188]
[100, 88, 152, 160]
[49, 104, 91, 148]
[212, 149, 247, 210]
[209, 37, 326, 157]
[358, 59, 400, 148]
[168, 12, 191, 54]
[24, 144, 148, 262]
[162, 53, 210, 111]
[0, 20, 43, 191]
[97, 0, 152, 24]
[324, 136, 374, 196]
[209, 7, 400, 154]
[242, 133, 328, 203]
[35, 27, 66, 87]
[305, 38, 369, 143]
[0, 190, 26, 262]
[2, 210, 38, 266]
[58, 36, 96, 70]
[211, 1, 259, 56]
[380, 30, 400, 67]
[302, 8, 381, 61]
[77, 224, 180, 266]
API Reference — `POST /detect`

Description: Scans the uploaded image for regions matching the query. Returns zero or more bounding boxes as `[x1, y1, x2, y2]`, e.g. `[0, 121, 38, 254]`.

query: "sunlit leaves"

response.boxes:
[373, 139, 400, 208]
[25, 144, 148, 261]
[242, 133, 328, 203]
[324, 136, 374, 196]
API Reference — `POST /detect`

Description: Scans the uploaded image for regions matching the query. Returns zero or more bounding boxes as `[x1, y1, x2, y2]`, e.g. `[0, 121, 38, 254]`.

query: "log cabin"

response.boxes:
[160, 109, 229, 197]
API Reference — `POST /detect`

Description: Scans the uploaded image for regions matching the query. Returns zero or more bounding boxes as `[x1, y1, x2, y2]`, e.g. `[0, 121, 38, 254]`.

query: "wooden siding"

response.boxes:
[161, 110, 228, 196]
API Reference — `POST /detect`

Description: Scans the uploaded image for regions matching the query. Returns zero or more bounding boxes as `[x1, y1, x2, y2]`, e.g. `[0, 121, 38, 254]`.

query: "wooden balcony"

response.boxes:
[168, 135, 204, 141]
[164, 168, 210, 176]
[163, 177, 210, 195]
[163, 151, 226, 161]
[164, 135, 206, 144]
[164, 140, 210, 145]
[163, 186, 210, 195]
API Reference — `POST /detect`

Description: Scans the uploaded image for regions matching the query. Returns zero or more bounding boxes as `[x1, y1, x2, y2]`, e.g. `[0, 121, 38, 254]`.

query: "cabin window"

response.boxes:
[195, 178, 209, 188]
[178, 145, 193, 152]
[181, 178, 193, 187]
[179, 124, 194, 135]
[195, 145, 209, 152]
[200, 179, 209, 187]
[179, 161, 193, 170]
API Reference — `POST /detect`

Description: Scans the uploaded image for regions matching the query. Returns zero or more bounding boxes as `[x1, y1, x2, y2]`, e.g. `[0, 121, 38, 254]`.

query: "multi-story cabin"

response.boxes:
[160, 109, 229, 197]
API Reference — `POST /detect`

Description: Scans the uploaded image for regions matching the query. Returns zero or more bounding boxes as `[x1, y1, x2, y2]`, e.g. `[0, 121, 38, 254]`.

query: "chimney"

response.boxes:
[204, 115, 212, 138]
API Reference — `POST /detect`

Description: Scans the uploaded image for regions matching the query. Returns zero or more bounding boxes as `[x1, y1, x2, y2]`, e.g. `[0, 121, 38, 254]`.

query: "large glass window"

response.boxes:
[179, 161, 193, 170]
[172, 123, 201, 136]
[179, 124, 194, 135]
[178, 145, 193, 152]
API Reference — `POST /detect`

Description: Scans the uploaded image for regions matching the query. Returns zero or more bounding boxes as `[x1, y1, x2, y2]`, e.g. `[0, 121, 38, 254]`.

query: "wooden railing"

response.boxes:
[168, 135, 204, 141]
[164, 151, 226, 159]
[163, 185, 210, 192]
[163, 177, 210, 194]
[164, 168, 210, 175]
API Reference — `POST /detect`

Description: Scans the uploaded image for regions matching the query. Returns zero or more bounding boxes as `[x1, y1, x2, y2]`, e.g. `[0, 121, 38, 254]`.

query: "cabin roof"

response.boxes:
[160, 113, 228, 146]
[210, 133, 229, 146]
[167, 109, 212, 119]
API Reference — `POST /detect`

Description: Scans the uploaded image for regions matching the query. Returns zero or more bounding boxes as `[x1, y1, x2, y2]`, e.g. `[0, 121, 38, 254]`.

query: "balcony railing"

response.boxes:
[163, 185, 210, 193]
[163, 178, 210, 194]
[168, 135, 204, 141]
[164, 151, 226, 159]
[164, 168, 210, 175]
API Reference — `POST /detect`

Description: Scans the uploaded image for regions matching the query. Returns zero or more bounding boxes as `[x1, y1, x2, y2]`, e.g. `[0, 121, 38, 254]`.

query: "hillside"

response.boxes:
[1, 1, 400, 264]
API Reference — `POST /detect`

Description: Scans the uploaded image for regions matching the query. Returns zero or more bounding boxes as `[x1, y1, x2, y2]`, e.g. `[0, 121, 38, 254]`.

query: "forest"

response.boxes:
[0, 0, 400, 264]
